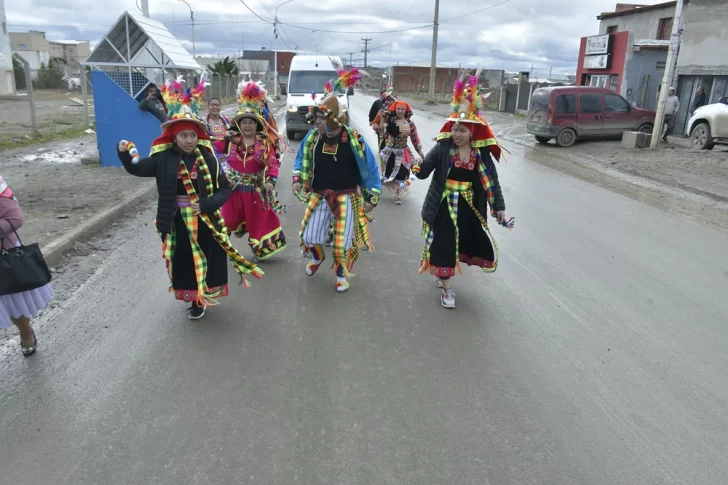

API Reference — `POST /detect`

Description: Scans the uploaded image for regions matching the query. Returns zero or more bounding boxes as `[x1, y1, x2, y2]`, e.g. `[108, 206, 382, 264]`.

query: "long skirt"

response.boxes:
[221, 182, 286, 260]
[381, 147, 412, 198]
[0, 284, 54, 328]
[170, 210, 229, 302]
[420, 180, 498, 278]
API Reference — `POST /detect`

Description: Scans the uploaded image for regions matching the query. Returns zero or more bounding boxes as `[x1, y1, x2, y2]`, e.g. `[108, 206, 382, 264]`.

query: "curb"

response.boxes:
[41, 183, 157, 268]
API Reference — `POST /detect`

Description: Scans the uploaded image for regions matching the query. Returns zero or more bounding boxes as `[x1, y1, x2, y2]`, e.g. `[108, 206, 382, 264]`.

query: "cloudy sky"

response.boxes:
[6, 0, 667, 76]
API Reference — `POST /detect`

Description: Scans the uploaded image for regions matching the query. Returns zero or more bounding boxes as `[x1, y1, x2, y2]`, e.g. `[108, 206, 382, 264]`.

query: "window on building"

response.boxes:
[588, 75, 609, 88]
[1, 21, 6, 35]
[609, 74, 619, 89]
[657, 17, 673, 40]
[656, 61, 666, 69]
[604, 94, 631, 112]
[556, 94, 577, 114]
[580, 93, 603, 113]
[606, 25, 618, 34]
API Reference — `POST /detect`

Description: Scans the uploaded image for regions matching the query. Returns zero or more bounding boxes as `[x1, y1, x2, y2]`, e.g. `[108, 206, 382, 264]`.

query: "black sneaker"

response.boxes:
[189, 302, 206, 320]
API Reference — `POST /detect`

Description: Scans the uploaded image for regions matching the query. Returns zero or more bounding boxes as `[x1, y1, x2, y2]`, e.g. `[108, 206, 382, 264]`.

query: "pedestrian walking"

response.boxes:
[414, 73, 509, 309]
[118, 78, 262, 320]
[292, 66, 382, 293]
[205, 97, 233, 161]
[0, 176, 53, 356]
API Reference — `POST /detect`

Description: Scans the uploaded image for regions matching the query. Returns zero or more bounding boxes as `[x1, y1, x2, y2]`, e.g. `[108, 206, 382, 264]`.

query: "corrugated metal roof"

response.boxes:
[85, 11, 200, 70]
[128, 12, 199, 70]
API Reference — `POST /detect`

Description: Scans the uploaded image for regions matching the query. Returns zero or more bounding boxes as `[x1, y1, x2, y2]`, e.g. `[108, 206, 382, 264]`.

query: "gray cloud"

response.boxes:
[7, 0, 667, 75]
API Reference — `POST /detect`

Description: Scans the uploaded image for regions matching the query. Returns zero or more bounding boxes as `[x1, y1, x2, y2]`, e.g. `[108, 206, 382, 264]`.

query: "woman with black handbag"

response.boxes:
[0, 176, 53, 356]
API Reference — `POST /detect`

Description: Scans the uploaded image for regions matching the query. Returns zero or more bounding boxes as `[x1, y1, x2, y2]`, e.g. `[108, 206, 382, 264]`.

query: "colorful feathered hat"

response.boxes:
[307, 58, 364, 130]
[233, 81, 266, 127]
[159, 76, 209, 132]
[437, 70, 501, 160]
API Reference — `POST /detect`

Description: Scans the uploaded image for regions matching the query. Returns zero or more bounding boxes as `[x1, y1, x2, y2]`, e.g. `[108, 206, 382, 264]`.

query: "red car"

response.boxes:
[526, 86, 655, 147]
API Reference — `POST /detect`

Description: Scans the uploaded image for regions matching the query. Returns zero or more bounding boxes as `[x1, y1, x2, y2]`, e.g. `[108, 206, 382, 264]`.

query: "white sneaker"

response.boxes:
[440, 289, 456, 309]
[435, 278, 444, 288]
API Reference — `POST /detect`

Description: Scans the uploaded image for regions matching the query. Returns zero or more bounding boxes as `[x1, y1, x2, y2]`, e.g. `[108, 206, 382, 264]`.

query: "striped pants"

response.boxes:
[301, 195, 355, 250]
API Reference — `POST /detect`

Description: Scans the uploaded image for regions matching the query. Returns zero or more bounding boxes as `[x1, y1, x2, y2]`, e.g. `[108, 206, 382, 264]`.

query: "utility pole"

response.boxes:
[361, 38, 372, 68]
[348, 52, 354, 68]
[178, 0, 195, 57]
[141, 0, 149, 17]
[549, 66, 552, 79]
[273, 0, 294, 99]
[650, 0, 684, 149]
[427, 0, 440, 103]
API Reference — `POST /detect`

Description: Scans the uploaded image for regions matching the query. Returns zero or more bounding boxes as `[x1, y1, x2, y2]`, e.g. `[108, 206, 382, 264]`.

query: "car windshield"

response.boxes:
[289, 70, 341, 94]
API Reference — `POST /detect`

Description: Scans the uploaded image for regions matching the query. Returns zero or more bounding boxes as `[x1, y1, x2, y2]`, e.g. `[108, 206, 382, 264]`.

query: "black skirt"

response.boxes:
[171, 210, 229, 301]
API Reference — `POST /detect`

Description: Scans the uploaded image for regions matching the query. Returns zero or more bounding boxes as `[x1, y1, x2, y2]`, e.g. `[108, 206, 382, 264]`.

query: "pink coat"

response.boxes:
[0, 195, 23, 250]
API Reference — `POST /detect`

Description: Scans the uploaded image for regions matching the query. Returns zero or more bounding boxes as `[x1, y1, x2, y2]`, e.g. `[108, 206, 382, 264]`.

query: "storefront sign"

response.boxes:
[585, 35, 610, 55]
[583, 54, 610, 70]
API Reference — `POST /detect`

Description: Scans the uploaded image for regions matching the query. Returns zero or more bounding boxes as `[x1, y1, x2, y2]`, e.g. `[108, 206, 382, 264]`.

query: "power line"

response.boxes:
[238, 0, 273, 23]
[277, 21, 433, 34]
[439, 0, 512, 22]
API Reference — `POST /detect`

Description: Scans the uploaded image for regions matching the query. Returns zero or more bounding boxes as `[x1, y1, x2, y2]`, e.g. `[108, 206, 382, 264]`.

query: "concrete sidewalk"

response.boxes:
[0, 101, 283, 268]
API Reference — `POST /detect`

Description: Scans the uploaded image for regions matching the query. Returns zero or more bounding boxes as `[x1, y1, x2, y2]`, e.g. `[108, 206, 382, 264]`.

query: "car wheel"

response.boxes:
[637, 123, 653, 134]
[556, 128, 576, 147]
[535, 136, 551, 144]
[690, 122, 715, 150]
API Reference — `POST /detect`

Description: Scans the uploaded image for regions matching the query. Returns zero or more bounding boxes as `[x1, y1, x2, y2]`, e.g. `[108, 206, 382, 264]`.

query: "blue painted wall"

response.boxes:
[92, 71, 163, 167]
[623, 50, 667, 112]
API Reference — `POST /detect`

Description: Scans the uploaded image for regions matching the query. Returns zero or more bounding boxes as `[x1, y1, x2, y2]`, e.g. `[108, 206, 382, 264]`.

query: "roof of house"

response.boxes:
[85, 11, 200, 70]
[598, 1, 677, 20]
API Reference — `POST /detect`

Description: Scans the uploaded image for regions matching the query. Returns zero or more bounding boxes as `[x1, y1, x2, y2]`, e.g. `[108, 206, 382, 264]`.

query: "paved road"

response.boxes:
[1, 94, 727, 485]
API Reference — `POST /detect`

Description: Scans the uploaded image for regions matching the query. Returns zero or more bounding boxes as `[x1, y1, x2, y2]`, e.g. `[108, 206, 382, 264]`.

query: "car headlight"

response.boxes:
[287, 104, 298, 112]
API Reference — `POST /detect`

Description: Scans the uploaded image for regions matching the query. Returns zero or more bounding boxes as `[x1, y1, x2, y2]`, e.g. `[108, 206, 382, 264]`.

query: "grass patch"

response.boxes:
[0, 126, 92, 152]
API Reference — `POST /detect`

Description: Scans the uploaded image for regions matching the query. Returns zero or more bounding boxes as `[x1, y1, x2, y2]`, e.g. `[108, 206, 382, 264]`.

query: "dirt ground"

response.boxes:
[0, 134, 154, 249]
[0, 90, 91, 141]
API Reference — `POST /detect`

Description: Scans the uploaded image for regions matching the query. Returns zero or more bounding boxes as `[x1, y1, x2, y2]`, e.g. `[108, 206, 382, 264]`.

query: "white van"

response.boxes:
[285, 55, 353, 140]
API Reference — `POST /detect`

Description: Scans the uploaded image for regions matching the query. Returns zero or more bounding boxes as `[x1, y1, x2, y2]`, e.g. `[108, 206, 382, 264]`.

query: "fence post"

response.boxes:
[82, 68, 90, 127]
[20, 58, 38, 134]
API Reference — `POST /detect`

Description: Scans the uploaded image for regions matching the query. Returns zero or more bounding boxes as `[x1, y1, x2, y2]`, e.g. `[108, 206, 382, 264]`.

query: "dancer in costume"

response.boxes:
[292, 65, 381, 293]
[370, 88, 397, 151]
[379, 100, 425, 205]
[118, 78, 262, 320]
[205, 97, 233, 160]
[220, 81, 287, 261]
[414, 72, 509, 309]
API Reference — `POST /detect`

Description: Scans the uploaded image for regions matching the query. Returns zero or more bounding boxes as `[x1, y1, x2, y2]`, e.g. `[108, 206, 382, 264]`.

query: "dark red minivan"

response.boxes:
[526, 86, 655, 147]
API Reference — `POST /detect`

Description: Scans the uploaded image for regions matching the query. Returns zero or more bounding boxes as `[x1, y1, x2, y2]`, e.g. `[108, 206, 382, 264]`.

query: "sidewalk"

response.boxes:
[405, 97, 728, 205]
[0, 101, 282, 268]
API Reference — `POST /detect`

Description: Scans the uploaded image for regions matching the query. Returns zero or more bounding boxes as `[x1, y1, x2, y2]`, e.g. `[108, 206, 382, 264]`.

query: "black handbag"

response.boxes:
[0, 220, 52, 296]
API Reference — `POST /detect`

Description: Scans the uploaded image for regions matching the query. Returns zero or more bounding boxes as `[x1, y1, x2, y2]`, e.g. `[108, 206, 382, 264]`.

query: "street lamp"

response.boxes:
[179, 0, 196, 59]
[273, 0, 294, 99]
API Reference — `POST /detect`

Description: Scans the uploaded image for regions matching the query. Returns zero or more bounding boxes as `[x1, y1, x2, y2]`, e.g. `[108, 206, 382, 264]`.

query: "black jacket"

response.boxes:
[118, 145, 231, 234]
[691, 92, 706, 112]
[369, 98, 384, 123]
[416, 140, 505, 225]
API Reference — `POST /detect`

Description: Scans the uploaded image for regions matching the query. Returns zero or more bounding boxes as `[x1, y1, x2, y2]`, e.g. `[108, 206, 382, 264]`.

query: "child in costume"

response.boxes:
[118, 78, 262, 320]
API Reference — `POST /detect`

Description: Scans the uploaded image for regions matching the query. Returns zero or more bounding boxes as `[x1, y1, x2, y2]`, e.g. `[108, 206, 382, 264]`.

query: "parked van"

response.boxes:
[526, 86, 655, 147]
[285, 55, 353, 140]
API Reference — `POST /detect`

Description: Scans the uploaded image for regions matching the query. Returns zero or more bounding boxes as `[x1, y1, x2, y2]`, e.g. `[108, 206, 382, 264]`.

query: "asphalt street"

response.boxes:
[0, 94, 727, 484]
